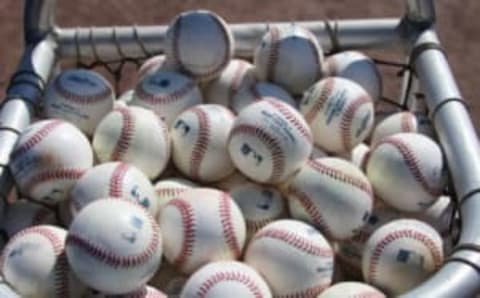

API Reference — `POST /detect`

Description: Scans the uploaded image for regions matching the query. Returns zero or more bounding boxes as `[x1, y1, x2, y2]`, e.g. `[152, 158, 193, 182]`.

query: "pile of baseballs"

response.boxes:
[0, 10, 455, 298]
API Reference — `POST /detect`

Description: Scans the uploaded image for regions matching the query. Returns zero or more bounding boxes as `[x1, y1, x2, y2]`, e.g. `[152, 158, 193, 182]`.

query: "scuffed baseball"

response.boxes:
[317, 282, 385, 298]
[245, 219, 334, 297]
[362, 219, 444, 295]
[93, 106, 171, 179]
[164, 10, 234, 82]
[254, 24, 323, 95]
[159, 188, 246, 274]
[228, 98, 313, 184]
[9, 119, 93, 204]
[43, 69, 114, 136]
[132, 71, 203, 126]
[370, 112, 418, 146]
[285, 158, 374, 240]
[181, 261, 272, 298]
[367, 133, 446, 212]
[1, 225, 87, 298]
[171, 104, 236, 182]
[231, 82, 297, 114]
[300, 77, 375, 153]
[70, 162, 158, 216]
[66, 198, 162, 295]
[154, 177, 198, 210]
[324, 51, 382, 100]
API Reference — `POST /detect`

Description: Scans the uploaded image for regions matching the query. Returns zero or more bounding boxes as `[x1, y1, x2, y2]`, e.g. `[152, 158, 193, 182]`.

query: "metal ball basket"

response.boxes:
[1, 0, 479, 296]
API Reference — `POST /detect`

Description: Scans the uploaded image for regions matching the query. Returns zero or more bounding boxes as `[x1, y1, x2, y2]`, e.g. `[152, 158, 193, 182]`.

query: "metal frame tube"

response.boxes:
[23, 0, 56, 44]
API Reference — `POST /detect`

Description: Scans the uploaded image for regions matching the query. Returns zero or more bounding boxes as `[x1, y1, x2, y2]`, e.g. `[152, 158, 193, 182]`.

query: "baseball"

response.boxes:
[213, 171, 250, 191]
[116, 89, 135, 106]
[204, 59, 256, 109]
[70, 162, 158, 216]
[300, 77, 375, 153]
[43, 69, 114, 136]
[366, 132, 446, 212]
[362, 219, 444, 295]
[9, 119, 93, 204]
[317, 282, 385, 298]
[370, 111, 418, 146]
[350, 143, 370, 170]
[180, 261, 272, 298]
[285, 157, 374, 240]
[231, 81, 297, 114]
[159, 188, 246, 274]
[154, 177, 197, 210]
[254, 24, 323, 95]
[0, 276, 20, 298]
[117, 286, 168, 298]
[171, 104, 236, 182]
[1, 225, 86, 298]
[66, 198, 162, 294]
[93, 106, 171, 179]
[245, 219, 334, 297]
[228, 98, 313, 184]
[164, 10, 234, 82]
[0, 199, 57, 238]
[132, 70, 203, 126]
[137, 55, 167, 81]
[310, 145, 329, 159]
[324, 51, 382, 100]
[229, 181, 287, 238]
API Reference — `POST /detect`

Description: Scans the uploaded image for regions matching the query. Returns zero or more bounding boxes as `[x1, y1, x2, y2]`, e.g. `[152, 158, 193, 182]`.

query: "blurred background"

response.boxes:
[1, 0, 479, 127]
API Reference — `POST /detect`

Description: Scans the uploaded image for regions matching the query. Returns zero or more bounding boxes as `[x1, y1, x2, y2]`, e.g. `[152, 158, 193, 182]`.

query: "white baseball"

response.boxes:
[9, 119, 93, 204]
[66, 198, 162, 294]
[154, 177, 197, 210]
[93, 106, 171, 179]
[300, 77, 375, 153]
[231, 81, 297, 114]
[116, 89, 135, 106]
[164, 10, 234, 82]
[228, 98, 313, 184]
[204, 59, 256, 109]
[181, 261, 272, 298]
[137, 55, 167, 81]
[171, 104, 236, 182]
[310, 145, 329, 159]
[1, 225, 86, 298]
[70, 162, 158, 216]
[317, 282, 385, 298]
[159, 188, 246, 274]
[0, 276, 20, 298]
[285, 157, 374, 240]
[324, 51, 382, 100]
[229, 182, 286, 238]
[213, 171, 250, 191]
[132, 70, 202, 126]
[350, 142, 370, 170]
[115, 286, 168, 298]
[44, 69, 114, 136]
[0, 199, 57, 238]
[245, 219, 334, 297]
[254, 24, 323, 95]
[370, 112, 418, 146]
[362, 219, 444, 295]
[366, 132, 446, 212]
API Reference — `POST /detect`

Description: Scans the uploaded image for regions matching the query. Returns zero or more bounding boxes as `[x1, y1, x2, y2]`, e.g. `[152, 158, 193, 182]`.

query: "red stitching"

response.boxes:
[264, 98, 313, 143]
[275, 284, 330, 298]
[340, 96, 372, 152]
[196, 271, 263, 298]
[66, 199, 160, 269]
[304, 78, 335, 124]
[111, 107, 135, 161]
[219, 193, 242, 257]
[401, 112, 415, 132]
[367, 228, 443, 283]
[308, 159, 373, 196]
[109, 163, 129, 197]
[286, 184, 333, 239]
[11, 120, 64, 160]
[376, 137, 443, 197]
[0, 226, 69, 297]
[189, 107, 211, 179]
[54, 73, 112, 105]
[135, 80, 196, 105]
[230, 124, 285, 183]
[124, 286, 167, 298]
[228, 61, 250, 107]
[168, 198, 196, 267]
[155, 187, 189, 198]
[24, 168, 85, 195]
[266, 26, 280, 82]
[254, 227, 333, 257]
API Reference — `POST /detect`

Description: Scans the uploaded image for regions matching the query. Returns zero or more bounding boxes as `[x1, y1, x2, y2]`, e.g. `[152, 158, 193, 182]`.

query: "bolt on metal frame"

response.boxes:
[1, 0, 479, 296]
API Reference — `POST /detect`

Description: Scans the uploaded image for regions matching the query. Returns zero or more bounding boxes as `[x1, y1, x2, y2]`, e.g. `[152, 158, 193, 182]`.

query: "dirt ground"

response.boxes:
[1, 0, 479, 128]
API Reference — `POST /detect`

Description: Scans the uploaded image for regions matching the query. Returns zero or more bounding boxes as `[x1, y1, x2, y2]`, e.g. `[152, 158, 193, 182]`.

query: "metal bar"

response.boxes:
[24, 0, 56, 44]
[405, 0, 436, 26]
[55, 18, 406, 61]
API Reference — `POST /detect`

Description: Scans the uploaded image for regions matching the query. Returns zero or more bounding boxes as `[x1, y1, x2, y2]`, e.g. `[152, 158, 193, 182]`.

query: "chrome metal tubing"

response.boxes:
[24, 0, 56, 44]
